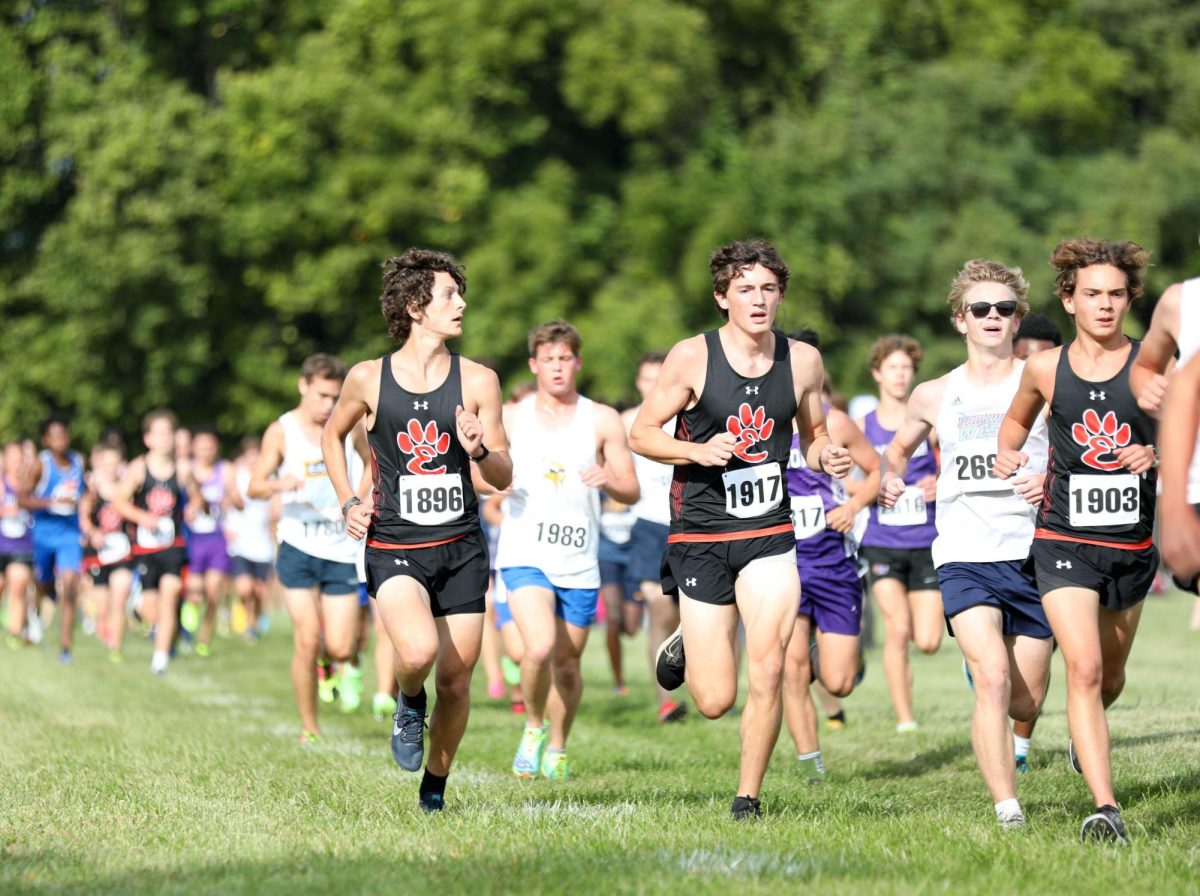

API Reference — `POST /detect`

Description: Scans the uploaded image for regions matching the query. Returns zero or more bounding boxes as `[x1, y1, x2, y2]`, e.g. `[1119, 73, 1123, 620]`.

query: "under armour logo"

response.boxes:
[413, 401, 429, 410]
[394, 558, 409, 566]
[1089, 391, 1106, 401]
[745, 386, 759, 395]
[1056, 560, 1072, 570]
[951, 397, 962, 406]
[685, 577, 697, 588]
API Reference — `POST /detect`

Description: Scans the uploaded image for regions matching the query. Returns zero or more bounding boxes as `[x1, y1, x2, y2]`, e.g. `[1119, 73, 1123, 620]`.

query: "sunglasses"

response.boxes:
[967, 301, 1018, 319]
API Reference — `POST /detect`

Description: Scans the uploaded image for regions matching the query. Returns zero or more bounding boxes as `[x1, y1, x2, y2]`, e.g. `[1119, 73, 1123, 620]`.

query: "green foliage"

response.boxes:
[2, 0, 1199, 443]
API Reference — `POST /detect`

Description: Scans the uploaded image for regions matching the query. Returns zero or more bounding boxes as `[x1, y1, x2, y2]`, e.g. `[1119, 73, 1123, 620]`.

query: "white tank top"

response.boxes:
[630, 410, 674, 526]
[932, 363, 1049, 567]
[1176, 277, 1200, 503]
[276, 412, 361, 563]
[494, 395, 602, 587]
[226, 465, 276, 563]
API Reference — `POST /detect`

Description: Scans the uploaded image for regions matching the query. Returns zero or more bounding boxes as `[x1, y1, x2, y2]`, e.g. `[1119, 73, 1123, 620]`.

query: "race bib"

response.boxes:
[1, 515, 28, 539]
[137, 518, 176, 549]
[190, 511, 219, 535]
[600, 510, 634, 544]
[302, 518, 346, 540]
[790, 494, 827, 541]
[952, 439, 1011, 493]
[879, 486, 927, 527]
[98, 532, 131, 565]
[722, 465, 784, 520]
[398, 473, 465, 526]
[534, 516, 592, 552]
[1069, 474, 1139, 527]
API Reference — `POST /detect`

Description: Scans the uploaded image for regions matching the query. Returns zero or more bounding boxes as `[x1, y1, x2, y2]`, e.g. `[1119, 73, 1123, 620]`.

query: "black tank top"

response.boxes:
[669, 330, 797, 539]
[134, 464, 186, 552]
[367, 352, 480, 546]
[1038, 340, 1157, 547]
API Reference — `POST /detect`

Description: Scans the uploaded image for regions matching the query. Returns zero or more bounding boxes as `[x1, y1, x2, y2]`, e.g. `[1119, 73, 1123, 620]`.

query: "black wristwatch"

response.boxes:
[470, 444, 490, 463]
[341, 496, 362, 519]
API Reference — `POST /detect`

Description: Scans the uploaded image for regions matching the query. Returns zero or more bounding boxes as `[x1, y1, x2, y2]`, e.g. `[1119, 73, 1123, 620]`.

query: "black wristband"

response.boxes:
[470, 444, 490, 463]
[341, 496, 362, 519]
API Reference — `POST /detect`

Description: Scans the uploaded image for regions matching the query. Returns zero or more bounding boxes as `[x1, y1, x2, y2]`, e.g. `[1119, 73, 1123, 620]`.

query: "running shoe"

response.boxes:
[108, 650, 122, 664]
[6, 634, 22, 651]
[419, 792, 445, 814]
[1068, 739, 1082, 774]
[81, 615, 96, 637]
[391, 706, 427, 772]
[512, 723, 548, 778]
[501, 655, 521, 686]
[809, 639, 820, 682]
[339, 665, 364, 713]
[180, 601, 200, 635]
[1080, 805, 1129, 846]
[658, 700, 687, 723]
[26, 611, 43, 645]
[854, 655, 867, 686]
[150, 651, 169, 676]
[730, 795, 762, 820]
[196, 642, 211, 658]
[487, 680, 506, 700]
[655, 626, 686, 691]
[613, 684, 630, 697]
[372, 691, 397, 722]
[1015, 754, 1031, 775]
[797, 754, 826, 785]
[962, 657, 974, 690]
[896, 721, 919, 734]
[298, 731, 321, 746]
[510, 700, 526, 715]
[230, 599, 248, 636]
[541, 748, 569, 781]
[58, 648, 72, 664]
[825, 710, 847, 731]
[317, 660, 337, 704]
[998, 809, 1026, 830]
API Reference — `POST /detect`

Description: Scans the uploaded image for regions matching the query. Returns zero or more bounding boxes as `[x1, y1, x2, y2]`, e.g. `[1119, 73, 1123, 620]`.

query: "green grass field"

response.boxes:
[3, 592, 1200, 895]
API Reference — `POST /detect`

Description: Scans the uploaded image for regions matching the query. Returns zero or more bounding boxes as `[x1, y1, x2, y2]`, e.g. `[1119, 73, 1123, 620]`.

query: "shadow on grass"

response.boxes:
[854, 739, 970, 780]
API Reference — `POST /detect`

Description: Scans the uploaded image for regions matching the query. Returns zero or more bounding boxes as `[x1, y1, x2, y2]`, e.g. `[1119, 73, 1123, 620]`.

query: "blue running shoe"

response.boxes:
[1068, 739, 1082, 774]
[1015, 754, 1031, 775]
[962, 657, 974, 690]
[419, 792, 445, 814]
[512, 724, 548, 778]
[391, 706, 426, 772]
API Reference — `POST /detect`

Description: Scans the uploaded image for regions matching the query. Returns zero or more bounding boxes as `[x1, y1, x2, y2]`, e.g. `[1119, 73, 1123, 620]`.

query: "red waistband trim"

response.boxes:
[1034, 528, 1153, 551]
[668, 523, 795, 544]
[367, 534, 465, 550]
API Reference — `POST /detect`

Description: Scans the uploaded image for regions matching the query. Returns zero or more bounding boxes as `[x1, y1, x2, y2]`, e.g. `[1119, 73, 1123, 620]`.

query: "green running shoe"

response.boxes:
[195, 642, 211, 658]
[180, 601, 200, 635]
[372, 691, 398, 721]
[317, 660, 337, 704]
[512, 724, 548, 778]
[339, 665, 364, 713]
[541, 748, 569, 781]
[501, 655, 521, 687]
[797, 753, 826, 785]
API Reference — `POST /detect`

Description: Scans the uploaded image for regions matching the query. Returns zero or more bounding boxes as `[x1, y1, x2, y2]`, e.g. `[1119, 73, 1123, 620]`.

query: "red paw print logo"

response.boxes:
[1071, 409, 1130, 472]
[145, 485, 177, 517]
[397, 419, 451, 475]
[99, 504, 124, 533]
[726, 403, 775, 463]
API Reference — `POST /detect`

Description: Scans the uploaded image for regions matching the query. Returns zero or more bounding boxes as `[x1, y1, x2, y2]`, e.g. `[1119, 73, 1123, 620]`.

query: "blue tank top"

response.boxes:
[860, 411, 937, 549]
[33, 449, 84, 538]
[786, 433, 853, 564]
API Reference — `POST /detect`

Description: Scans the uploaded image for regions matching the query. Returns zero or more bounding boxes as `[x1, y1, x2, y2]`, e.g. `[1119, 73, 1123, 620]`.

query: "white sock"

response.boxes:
[1014, 734, 1032, 758]
[797, 751, 821, 761]
[995, 798, 1021, 820]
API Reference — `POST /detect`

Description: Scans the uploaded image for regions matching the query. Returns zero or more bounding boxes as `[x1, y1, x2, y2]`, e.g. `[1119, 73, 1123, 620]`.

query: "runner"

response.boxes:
[630, 238, 852, 819]
[597, 488, 639, 697]
[2, 440, 35, 648]
[880, 260, 1052, 829]
[625, 350, 688, 723]
[323, 247, 511, 811]
[496, 319, 638, 782]
[112, 409, 203, 675]
[1014, 313, 1063, 361]
[781, 331, 880, 784]
[995, 238, 1155, 845]
[79, 435, 134, 660]
[185, 426, 240, 656]
[224, 437, 275, 641]
[249, 354, 370, 741]
[1159, 352, 1200, 588]
[23, 413, 86, 663]
[858, 336, 942, 732]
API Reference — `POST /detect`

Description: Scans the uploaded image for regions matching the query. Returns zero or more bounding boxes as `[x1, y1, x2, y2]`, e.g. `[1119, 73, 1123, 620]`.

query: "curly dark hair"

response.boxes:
[380, 248, 467, 344]
[709, 239, 790, 319]
[1051, 239, 1149, 303]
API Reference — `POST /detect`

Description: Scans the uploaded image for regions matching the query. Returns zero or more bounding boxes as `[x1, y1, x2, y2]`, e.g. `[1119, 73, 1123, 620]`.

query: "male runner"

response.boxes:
[2, 441, 35, 648]
[630, 238, 851, 819]
[224, 437, 276, 640]
[23, 414, 86, 662]
[858, 337, 942, 732]
[1159, 352, 1200, 586]
[880, 260, 1052, 829]
[79, 435, 134, 660]
[1014, 313, 1063, 361]
[250, 354, 370, 742]
[186, 427, 240, 656]
[113, 409, 203, 675]
[496, 319, 638, 781]
[323, 247, 511, 811]
[995, 238, 1156, 845]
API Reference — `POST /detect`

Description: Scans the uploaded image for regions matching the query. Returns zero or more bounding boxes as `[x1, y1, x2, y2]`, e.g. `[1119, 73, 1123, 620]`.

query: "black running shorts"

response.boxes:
[365, 529, 488, 617]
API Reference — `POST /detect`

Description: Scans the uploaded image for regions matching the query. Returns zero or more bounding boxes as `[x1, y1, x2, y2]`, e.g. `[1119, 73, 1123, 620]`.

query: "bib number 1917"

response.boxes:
[722, 466, 783, 520]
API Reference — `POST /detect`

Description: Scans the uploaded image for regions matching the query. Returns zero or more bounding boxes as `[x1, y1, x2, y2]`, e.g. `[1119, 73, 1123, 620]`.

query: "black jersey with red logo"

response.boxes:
[669, 329, 797, 540]
[367, 352, 479, 547]
[133, 464, 186, 554]
[1038, 340, 1157, 547]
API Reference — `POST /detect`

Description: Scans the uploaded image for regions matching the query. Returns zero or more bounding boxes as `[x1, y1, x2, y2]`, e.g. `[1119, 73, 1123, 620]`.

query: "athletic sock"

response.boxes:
[797, 751, 821, 762]
[401, 686, 427, 715]
[1013, 734, 1032, 758]
[420, 768, 448, 799]
[995, 798, 1022, 820]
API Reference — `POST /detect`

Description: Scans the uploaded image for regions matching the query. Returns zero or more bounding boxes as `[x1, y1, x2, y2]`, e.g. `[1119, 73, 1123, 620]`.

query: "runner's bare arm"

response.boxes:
[1131, 282, 1180, 417]
[584, 404, 640, 505]
[111, 457, 153, 528]
[78, 484, 101, 548]
[630, 337, 735, 466]
[1158, 351, 1200, 582]
[248, 421, 295, 500]
[459, 360, 512, 491]
[878, 377, 942, 507]
[825, 408, 881, 532]
[995, 349, 1054, 478]
[178, 460, 207, 518]
[792, 342, 851, 479]
[222, 461, 244, 512]
[321, 361, 377, 540]
[18, 456, 50, 511]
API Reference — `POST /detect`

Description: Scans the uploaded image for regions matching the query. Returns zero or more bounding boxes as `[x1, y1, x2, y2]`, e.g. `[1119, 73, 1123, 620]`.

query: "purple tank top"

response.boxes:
[786, 434, 853, 564]
[0, 477, 33, 554]
[861, 410, 937, 549]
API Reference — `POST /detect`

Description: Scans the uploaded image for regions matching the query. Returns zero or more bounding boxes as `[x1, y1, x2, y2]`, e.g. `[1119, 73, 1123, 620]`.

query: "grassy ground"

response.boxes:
[3, 591, 1200, 895]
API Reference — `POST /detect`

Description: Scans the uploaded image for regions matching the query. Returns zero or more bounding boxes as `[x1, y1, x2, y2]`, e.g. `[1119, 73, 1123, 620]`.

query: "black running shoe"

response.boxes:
[808, 638, 820, 683]
[731, 795, 762, 821]
[1068, 739, 1082, 774]
[391, 706, 427, 772]
[419, 792, 445, 814]
[1080, 805, 1129, 846]
[655, 626, 686, 691]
